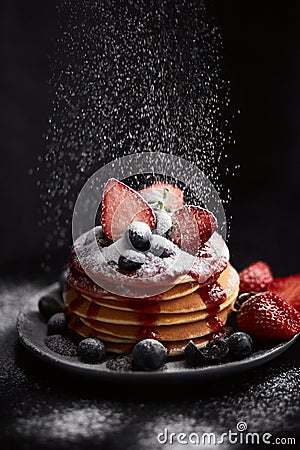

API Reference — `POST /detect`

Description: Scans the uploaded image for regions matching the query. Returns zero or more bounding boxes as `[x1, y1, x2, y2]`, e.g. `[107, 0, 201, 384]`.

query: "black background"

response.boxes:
[1, 0, 300, 282]
[1, 3, 300, 449]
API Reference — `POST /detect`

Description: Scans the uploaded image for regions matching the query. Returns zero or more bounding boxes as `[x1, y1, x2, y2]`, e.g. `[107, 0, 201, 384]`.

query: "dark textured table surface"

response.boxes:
[0, 277, 299, 450]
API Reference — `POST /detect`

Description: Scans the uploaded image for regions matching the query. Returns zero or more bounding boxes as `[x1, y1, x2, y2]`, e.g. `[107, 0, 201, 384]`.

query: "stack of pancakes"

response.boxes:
[64, 263, 239, 356]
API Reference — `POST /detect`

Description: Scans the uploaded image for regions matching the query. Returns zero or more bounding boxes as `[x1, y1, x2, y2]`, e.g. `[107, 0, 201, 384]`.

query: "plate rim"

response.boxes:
[16, 305, 300, 383]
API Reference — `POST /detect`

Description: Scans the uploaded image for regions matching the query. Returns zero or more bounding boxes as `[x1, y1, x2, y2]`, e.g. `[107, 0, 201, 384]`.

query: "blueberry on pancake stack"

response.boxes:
[64, 179, 239, 355]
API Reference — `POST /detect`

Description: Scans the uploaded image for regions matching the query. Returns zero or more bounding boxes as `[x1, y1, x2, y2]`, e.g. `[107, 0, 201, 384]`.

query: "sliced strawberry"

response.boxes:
[269, 274, 300, 311]
[101, 178, 156, 241]
[239, 261, 273, 294]
[170, 205, 217, 254]
[139, 182, 184, 211]
[237, 292, 300, 340]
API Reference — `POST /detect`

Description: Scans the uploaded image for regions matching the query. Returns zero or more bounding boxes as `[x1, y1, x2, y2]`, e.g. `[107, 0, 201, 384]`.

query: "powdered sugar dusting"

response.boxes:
[72, 228, 229, 297]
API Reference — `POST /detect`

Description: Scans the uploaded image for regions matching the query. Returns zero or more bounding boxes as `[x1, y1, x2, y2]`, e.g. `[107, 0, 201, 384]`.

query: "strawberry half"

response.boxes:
[237, 292, 300, 340]
[269, 274, 300, 311]
[239, 261, 273, 294]
[139, 182, 184, 211]
[101, 178, 156, 241]
[170, 205, 217, 254]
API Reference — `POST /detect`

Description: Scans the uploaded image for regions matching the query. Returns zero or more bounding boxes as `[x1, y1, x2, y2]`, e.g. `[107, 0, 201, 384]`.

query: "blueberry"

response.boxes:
[160, 247, 176, 258]
[126, 222, 152, 252]
[78, 338, 106, 364]
[154, 210, 172, 235]
[184, 341, 207, 367]
[38, 295, 65, 321]
[228, 332, 253, 360]
[201, 338, 229, 363]
[150, 235, 176, 258]
[132, 339, 167, 370]
[47, 312, 68, 335]
[118, 250, 146, 271]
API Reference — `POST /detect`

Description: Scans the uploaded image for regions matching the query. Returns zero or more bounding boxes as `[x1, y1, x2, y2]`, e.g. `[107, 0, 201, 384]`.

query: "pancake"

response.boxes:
[65, 287, 237, 325]
[67, 264, 200, 300]
[78, 263, 239, 312]
[64, 262, 239, 355]
[65, 237, 239, 355]
[68, 315, 136, 343]
[68, 315, 218, 356]
[70, 230, 229, 297]
[64, 264, 239, 319]
[79, 303, 234, 341]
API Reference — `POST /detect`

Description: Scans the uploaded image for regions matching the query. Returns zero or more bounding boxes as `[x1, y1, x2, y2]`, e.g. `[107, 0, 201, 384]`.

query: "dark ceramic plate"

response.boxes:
[16, 283, 299, 384]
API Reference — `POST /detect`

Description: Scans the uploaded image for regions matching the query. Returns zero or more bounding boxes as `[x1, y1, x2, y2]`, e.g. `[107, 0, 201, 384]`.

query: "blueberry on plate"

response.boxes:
[47, 312, 68, 335]
[126, 222, 152, 252]
[228, 332, 253, 360]
[38, 295, 65, 321]
[118, 250, 146, 271]
[201, 338, 229, 363]
[78, 338, 106, 364]
[132, 339, 167, 370]
[184, 341, 207, 367]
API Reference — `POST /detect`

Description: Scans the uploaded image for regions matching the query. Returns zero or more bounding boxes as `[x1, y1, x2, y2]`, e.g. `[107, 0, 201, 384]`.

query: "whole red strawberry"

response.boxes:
[269, 274, 300, 311]
[237, 292, 300, 340]
[239, 261, 273, 294]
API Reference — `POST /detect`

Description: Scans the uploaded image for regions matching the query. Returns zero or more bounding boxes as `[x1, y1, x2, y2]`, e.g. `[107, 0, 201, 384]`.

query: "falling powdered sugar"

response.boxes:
[32, 0, 237, 273]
